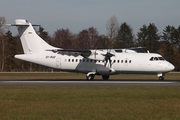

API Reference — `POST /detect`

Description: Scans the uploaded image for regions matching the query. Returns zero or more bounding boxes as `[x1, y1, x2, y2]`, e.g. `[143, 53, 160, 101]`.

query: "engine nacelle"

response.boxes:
[97, 67, 115, 75]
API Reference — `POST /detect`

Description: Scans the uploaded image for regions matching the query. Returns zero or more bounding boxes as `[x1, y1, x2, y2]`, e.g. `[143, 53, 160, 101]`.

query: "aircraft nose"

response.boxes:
[167, 63, 175, 71]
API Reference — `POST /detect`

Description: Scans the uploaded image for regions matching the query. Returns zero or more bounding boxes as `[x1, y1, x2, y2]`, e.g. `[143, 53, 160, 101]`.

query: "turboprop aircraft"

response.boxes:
[8, 19, 174, 80]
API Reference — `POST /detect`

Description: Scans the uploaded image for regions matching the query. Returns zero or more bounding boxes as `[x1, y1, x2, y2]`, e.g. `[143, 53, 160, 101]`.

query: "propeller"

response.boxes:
[102, 51, 114, 68]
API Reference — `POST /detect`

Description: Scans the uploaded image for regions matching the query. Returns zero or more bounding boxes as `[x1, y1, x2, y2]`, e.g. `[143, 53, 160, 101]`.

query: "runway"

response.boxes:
[0, 80, 180, 87]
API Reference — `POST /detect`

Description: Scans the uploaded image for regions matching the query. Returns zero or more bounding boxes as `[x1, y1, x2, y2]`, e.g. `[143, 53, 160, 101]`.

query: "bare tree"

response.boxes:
[106, 15, 119, 48]
[0, 17, 6, 34]
[53, 28, 72, 49]
[0, 16, 6, 71]
[77, 27, 99, 49]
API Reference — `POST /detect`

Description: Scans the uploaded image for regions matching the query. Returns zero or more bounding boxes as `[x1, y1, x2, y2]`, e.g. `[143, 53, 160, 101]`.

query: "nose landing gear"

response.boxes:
[158, 76, 164, 80]
[157, 73, 164, 80]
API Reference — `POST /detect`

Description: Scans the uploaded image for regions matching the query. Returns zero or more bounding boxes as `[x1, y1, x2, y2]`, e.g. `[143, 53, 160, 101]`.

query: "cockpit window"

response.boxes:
[150, 57, 165, 61]
[150, 57, 154, 61]
[154, 57, 158, 61]
[158, 57, 165, 60]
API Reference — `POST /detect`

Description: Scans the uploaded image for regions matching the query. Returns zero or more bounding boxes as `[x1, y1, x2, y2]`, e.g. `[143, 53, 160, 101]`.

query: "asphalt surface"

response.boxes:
[0, 79, 180, 87]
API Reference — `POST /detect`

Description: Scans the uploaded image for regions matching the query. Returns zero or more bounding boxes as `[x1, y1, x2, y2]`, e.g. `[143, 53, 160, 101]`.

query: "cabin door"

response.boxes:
[56, 58, 61, 68]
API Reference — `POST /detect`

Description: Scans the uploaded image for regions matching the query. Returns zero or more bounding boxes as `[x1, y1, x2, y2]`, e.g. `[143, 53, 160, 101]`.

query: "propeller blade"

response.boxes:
[103, 52, 114, 67]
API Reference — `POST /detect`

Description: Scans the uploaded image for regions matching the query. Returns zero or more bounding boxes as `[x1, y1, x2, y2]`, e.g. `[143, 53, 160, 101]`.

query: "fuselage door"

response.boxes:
[56, 58, 61, 68]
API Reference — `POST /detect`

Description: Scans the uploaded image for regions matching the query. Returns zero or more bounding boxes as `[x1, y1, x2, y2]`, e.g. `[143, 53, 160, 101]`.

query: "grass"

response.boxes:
[0, 87, 180, 120]
[0, 72, 180, 80]
[0, 73, 180, 119]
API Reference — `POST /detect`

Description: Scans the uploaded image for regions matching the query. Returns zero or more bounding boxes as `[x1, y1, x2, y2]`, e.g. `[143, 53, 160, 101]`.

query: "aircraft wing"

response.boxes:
[53, 49, 91, 57]
[46, 49, 114, 61]
[46, 49, 91, 57]
[46, 47, 146, 58]
[113, 47, 147, 53]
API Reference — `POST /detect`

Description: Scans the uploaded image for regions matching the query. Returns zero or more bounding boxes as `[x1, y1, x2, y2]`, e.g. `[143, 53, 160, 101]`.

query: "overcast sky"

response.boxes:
[1, 0, 180, 36]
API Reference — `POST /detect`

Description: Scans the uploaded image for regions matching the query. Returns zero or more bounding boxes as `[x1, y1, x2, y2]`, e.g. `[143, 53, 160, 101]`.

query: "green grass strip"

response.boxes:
[0, 86, 179, 120]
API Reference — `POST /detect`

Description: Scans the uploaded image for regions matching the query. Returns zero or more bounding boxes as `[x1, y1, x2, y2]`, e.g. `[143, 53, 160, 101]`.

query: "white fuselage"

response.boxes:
[15, 51, 174, 75]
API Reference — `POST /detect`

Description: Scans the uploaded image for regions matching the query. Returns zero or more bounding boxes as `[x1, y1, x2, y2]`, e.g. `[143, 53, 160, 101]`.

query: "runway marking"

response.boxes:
[0, 80, 179, 86]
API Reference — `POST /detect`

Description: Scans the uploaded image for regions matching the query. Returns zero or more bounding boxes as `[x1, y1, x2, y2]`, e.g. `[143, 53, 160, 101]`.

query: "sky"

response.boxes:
[0, 0, 180, 36]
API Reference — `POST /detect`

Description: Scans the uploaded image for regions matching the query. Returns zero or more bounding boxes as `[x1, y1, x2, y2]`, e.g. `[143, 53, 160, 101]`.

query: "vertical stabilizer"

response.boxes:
[11, 19, 55, 54]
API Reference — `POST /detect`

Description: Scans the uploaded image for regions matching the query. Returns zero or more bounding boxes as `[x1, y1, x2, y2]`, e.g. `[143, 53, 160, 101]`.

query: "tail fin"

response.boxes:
[11, 19, 55, 54]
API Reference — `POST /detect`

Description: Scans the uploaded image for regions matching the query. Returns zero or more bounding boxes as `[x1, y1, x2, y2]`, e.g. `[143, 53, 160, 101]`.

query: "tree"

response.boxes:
[116, 22, 134, 48]
[171, 25, 180, 48]
[0, 16, 6, 71]
[0, 34, 6, 71]
[77, 27, 99, 49]
[4, 31, 17, 71]
[137, 23, 160, 52]
[96, 35, 109, 49]
[161, 25, 180, 71]
[0, 16, 6, 34]
[13, 35, 26, 71]
[106, 15, 119, 49]
[137, 25, 148, 47]
[53, 28, 72, 49]
[38, 26, 52, 44]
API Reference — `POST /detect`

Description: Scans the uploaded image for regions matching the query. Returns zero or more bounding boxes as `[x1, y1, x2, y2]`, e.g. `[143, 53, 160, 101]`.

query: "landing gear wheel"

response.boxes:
[102, 75, 109, 80]
[159, 76, 164, 80]
[86, 74, 95, 80]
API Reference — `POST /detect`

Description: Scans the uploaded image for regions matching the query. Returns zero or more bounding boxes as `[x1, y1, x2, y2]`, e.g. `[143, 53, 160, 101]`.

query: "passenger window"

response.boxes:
[117, 60, 119, 63]
[68, 59, 70, 62]
[129, 60, 131, 63]
[125, 60, 127, 63]
[114, 60, 116, 63]
[121, 60, 123, 63]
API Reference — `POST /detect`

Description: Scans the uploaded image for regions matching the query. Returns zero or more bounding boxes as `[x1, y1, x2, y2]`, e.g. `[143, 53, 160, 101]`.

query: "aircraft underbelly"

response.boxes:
[76, 63, 115, 74]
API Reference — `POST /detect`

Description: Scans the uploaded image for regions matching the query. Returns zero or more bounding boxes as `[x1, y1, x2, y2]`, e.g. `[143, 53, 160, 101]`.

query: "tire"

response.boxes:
[86, 74, 95, 80]
[159, 76, 164, 80]
[102, 75, 109, 80]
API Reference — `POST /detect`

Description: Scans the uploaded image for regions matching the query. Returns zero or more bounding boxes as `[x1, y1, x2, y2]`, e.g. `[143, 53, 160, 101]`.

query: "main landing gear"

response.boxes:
[102, 75, 109, 80]
[86, 73, 110, 80]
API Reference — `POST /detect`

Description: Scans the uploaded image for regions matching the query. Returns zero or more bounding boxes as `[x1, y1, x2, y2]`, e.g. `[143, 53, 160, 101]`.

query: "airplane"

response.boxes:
[8, 19, 174, 80]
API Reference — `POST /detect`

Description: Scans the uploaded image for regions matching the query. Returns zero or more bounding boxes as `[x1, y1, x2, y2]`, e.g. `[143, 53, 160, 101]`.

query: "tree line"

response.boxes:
[0, 16, 180, 72]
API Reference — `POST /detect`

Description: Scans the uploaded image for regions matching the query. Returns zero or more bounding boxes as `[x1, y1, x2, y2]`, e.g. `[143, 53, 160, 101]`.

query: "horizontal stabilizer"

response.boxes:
[6, 24, 29, 26]
[8, 24, 40, 26]
[6, 19, 40, 26]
